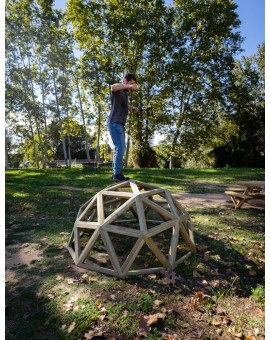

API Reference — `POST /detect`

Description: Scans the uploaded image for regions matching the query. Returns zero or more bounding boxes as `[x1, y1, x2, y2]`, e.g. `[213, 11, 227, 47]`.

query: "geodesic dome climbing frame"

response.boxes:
[67, 180, 196, 277]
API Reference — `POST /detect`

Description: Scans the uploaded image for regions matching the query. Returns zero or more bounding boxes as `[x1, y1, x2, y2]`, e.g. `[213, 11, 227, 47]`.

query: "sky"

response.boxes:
[54, 0, 265, 58]
[229, 0, 265, 57]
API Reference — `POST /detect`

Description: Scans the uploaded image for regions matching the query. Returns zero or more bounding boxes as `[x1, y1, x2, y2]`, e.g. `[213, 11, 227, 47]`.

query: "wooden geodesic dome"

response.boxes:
[67, 180, 196, 277]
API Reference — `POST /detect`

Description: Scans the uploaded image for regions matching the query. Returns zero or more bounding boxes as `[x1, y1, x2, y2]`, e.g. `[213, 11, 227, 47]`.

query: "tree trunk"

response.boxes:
[28, 113, 39, 167]
[169, 83, 188, 168]
[52, 66, 67, 164]
[75, 77, 91, 161]
[5, 129, 9, 170]
[39, 63, 49, 169]
[96, 104, 101, 166]
[23, 50, 45, 168]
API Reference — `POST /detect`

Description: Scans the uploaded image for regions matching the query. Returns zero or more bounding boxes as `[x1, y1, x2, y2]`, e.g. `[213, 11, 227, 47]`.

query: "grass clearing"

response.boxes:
[5, 168, 265, 339]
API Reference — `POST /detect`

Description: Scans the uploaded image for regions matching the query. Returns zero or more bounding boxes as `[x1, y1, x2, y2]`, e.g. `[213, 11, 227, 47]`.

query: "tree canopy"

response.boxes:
[5, 0, 264, 169]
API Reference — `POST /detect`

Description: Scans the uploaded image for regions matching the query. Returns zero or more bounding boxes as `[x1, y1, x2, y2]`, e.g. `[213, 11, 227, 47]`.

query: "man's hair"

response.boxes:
[124, 73, 137, 82]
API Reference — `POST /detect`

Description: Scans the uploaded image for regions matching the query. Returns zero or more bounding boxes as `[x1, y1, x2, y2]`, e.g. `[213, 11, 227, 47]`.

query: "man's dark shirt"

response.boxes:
[107, 89, 128, 125]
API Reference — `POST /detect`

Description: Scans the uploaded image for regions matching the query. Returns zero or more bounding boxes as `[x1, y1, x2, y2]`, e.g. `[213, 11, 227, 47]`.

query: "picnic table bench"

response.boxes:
[225, 181, 265, 209]
[47, 161, 62, 168]
[82, 161, 112, 169]
[47, 160, 69, 168]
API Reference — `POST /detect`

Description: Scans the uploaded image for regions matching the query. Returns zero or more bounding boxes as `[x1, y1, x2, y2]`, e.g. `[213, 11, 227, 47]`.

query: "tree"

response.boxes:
[210, 43, 265, 167]
[66, 0, 174, 167]
[164, 0, 243, 167]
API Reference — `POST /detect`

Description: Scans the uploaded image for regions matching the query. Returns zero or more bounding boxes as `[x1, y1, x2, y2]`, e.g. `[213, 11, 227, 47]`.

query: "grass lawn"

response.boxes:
[5, 168, 265, 339]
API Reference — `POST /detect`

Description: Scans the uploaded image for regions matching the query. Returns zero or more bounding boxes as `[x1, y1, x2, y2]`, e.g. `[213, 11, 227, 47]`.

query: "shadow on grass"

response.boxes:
[5, 169, 265, 338]
[5, 228, 264, 339]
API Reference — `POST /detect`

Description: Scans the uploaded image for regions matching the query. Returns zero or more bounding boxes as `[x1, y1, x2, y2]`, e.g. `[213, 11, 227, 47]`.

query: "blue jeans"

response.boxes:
[108, 123, 126, 175]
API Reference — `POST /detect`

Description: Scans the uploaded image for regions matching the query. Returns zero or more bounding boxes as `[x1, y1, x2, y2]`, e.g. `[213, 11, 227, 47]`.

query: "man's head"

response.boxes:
[123, 73, 137, 85]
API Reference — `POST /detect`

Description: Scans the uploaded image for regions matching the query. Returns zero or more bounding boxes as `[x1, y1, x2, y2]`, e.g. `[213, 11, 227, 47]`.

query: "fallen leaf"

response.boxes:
[194, 291, 204, 298]
[228, 325, 242, 338]
[222, 316, 231, 324]
[138, 316, 150, 336]
[67, 322, 76, 333]
[163, 277, 174, 285]
[89, 276, 98, 282]
[255, 308, 264, 317]
[144, 313, 166, 326]
[153, 300, 163, 307]
[80, 274, 89, 283]
[248, 269, 257, 276]
[189, 297, 200, 310]
[122, 310, 129, 317]
[211, 317, 222, 326]
[56, 275, 64, 281]
[63, 296, 78, 312]
[47, 292, 56, 299]
[254, 328, 259, 336]
[163, 334, 176, 340]
[66, 277, 79, 284]
[196, 262, 208, 273]
[100, 306, 107, 313]
[98, 314, 106, 321]
[84, 328, 103, 339]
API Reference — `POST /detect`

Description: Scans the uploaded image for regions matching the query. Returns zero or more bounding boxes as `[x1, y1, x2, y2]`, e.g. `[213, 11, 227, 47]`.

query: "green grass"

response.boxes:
[252, 285, 265, 307]
[5, 168, 265, 339]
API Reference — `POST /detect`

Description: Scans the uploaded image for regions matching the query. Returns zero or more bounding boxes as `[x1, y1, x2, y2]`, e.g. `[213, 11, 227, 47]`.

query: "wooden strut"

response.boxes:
[66, 180, 196, 277]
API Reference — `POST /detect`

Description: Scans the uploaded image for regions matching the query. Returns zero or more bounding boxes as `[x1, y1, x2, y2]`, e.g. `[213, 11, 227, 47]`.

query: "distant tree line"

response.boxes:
[5, 0, 264, 169]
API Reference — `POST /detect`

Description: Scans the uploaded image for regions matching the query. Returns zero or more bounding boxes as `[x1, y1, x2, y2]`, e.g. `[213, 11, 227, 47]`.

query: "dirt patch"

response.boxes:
[173, 193, 265, 210]
[45, 186, 99, 191]
[5, 243, 43, 268]
[45, 185, 264, 210]
[5, 243, 44, 285]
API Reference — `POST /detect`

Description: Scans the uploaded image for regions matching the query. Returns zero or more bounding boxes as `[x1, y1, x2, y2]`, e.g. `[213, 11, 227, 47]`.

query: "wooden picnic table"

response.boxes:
[225, 181, 265, 209]
[236, 181, 265, 194]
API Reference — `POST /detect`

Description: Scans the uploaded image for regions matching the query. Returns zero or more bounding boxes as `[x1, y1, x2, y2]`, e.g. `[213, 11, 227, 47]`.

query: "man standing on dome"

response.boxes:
[107, 73, 139, 182]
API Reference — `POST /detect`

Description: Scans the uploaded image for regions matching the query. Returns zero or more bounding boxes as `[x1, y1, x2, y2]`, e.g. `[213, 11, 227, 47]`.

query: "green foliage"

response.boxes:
[252, 285, 265, 307]
[210, 44, 265, 167]
[138, 293, 155, 312]
[6, 0, 264, 170]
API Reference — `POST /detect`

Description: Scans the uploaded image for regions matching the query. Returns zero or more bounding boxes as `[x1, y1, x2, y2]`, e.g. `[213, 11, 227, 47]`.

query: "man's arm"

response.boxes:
[111, 83, 138, 92]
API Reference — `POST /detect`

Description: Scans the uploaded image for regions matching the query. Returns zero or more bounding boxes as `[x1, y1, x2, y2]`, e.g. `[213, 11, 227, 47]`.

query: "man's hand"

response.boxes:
[128, 105, 139, 113]
[129, 84, 139, 92]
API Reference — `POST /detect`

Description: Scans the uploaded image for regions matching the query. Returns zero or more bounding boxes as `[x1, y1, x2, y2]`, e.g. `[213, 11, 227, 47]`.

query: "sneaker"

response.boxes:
[112, 173, 130, 182]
